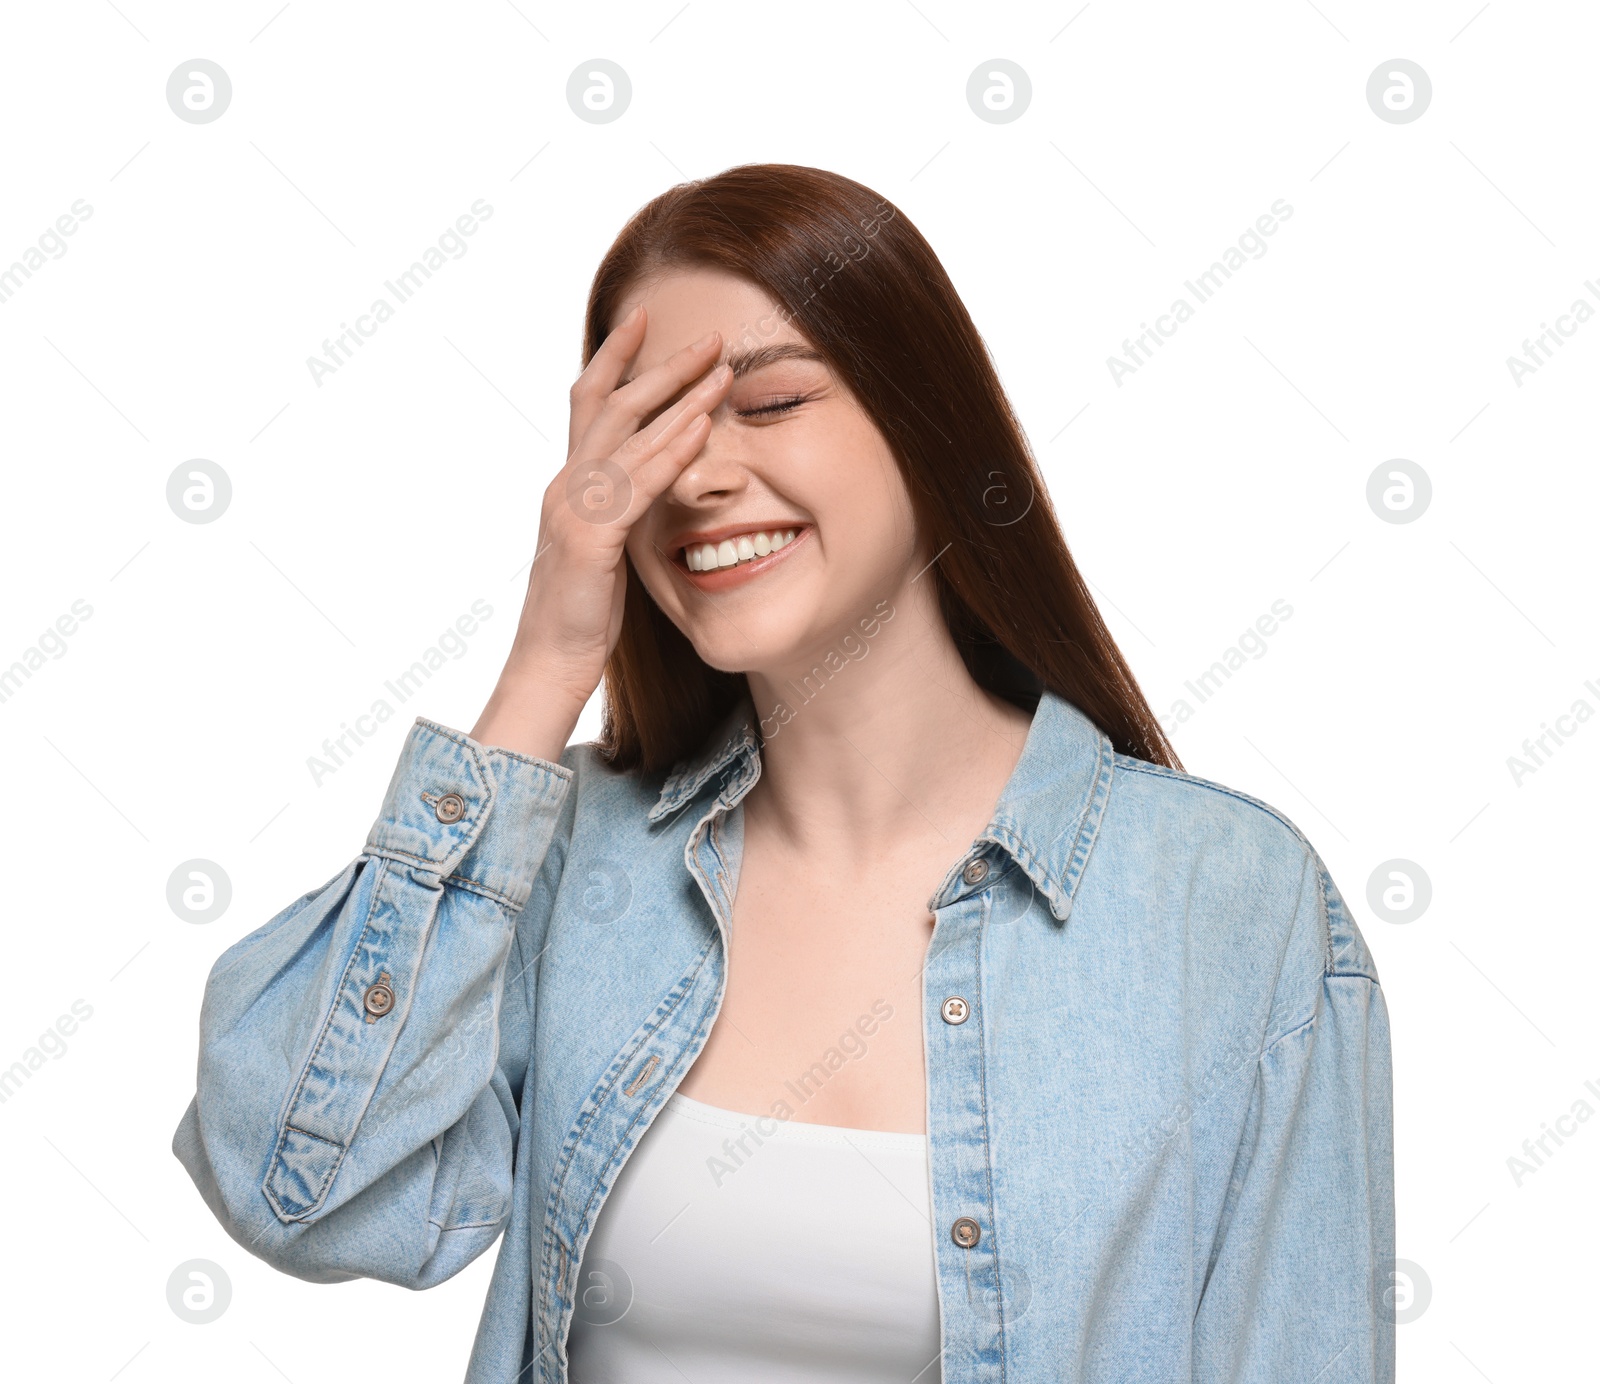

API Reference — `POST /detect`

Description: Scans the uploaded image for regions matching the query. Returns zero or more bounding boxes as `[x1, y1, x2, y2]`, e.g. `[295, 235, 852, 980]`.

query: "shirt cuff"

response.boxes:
[365, 718, 573, 910]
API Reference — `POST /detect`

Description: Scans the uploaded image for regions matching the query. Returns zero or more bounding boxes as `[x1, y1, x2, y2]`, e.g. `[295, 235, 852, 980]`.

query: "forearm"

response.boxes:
[470, 662, 590, 765]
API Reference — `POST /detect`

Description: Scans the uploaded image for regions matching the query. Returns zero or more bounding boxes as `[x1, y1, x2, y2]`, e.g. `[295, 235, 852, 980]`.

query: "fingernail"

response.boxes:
[692, 330, 720, 349]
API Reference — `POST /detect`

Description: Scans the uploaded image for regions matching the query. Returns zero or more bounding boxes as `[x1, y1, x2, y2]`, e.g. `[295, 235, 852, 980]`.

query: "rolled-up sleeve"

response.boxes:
[1193, 855, 1396, 1383]
[172, 718, 573, 1288]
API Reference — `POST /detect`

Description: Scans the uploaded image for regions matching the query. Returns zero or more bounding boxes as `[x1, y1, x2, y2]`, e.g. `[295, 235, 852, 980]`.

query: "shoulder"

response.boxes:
[1105, 753, 1378, 988]
[555, 739, 664, 815]
[1109, 753, 1311, 870]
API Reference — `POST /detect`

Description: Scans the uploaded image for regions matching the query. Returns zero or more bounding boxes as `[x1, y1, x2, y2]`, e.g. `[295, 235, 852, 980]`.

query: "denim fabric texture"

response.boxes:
[172, 689, 1395, 1383]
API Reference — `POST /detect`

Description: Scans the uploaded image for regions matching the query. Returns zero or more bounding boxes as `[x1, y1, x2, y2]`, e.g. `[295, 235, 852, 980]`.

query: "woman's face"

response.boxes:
[616, 268, 927, 681]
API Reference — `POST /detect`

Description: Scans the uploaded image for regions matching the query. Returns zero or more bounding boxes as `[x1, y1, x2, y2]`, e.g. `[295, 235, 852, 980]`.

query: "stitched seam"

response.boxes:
[1319, 859, 1377, 980]
[648, 793, 693, 825]
[489, 747, 575, 778]
[572, 947, 717, 1219]
[1060, 735, 1116, 909]
[537, 919, 719, 1333]
[540, 783, 738, 1342]
[548, 789, 742, 1335]
[710, 811, 727, 902]
[363, 842, 458, 870]
[984, 822, 1067, 918]
[651, 729, 758, 822]
[269, 857, 389, 1191]
[975, 890, 1008, 1382]
[546, 935, 720, 1340]
[1114, 756, 1317, 853]
[1116, 755, 1346, 995]
[995, 731, 1115, 922]
[428, 1214, 506, 1233]
[360, 727, 510, 867]
[1264, 974, 1380, 1060]
[412, 717, 498, 774]
[1316, 857, 1334, 978]
[416, 720, 494, 804]
[444, 874, 522, 911]
[650, 770, 714, 823]
[269, 1125, 344, 1218]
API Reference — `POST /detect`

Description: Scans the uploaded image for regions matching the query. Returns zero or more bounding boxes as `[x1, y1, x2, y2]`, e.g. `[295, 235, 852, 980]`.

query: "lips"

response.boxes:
[668, 523, 812, 589]
[681, 526, 799, 572]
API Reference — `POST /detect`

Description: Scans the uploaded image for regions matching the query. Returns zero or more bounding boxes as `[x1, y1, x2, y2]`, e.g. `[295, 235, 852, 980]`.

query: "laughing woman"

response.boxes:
[174, 164, 1394, 1383]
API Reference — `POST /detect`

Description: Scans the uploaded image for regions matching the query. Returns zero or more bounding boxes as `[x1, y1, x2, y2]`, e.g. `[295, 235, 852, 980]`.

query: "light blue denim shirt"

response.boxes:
[173, 689, 1394, 1382]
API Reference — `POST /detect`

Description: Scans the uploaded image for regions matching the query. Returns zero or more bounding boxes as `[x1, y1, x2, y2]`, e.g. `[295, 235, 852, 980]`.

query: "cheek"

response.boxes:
[841, 439, 916, 544]
[795, 415, 902, 511]
[627, 550, 687, 639]
[801, 436, 918, 586]
[625, 529, 677, 609]
[625, 501, 680, 568]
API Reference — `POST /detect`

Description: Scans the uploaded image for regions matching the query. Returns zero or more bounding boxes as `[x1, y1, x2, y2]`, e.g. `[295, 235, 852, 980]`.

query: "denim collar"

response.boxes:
[647, 688, 1115, 925]
[646, 695, 763, 826]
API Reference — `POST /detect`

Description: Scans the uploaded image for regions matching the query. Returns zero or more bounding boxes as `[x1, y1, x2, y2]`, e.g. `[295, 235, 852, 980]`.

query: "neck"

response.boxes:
[743, 575, 1034, 858]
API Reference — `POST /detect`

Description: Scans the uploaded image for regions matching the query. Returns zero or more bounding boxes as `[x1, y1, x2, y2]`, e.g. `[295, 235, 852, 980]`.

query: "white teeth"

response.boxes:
[683, 528, 802, 571]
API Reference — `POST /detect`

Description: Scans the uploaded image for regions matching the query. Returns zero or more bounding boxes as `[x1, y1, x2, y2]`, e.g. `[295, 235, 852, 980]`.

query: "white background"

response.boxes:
[1, 0, 1594, 1378]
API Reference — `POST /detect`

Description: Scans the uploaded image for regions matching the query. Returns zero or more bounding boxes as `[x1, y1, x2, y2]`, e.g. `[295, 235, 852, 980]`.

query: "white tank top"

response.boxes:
[565, 1091, 943, 1382]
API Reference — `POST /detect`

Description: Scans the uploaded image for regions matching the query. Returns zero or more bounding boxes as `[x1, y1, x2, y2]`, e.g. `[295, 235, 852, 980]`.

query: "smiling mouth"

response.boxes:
[679, 526, 803, 572]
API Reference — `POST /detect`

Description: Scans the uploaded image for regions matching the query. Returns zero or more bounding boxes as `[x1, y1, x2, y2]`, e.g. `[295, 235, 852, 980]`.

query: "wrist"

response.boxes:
[471, 668, 590, 764]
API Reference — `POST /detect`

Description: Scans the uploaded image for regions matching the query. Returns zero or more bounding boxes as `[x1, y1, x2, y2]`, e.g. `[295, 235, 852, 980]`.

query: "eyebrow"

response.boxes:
[619, 342, 825, 388]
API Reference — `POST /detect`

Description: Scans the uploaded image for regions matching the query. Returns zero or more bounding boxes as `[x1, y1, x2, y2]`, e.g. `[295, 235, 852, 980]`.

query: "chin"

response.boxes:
[684, 617, 811, 677]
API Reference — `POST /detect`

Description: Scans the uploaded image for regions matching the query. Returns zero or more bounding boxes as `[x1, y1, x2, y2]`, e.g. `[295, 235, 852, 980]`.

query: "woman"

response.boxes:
[173, 164, 1394, 1383]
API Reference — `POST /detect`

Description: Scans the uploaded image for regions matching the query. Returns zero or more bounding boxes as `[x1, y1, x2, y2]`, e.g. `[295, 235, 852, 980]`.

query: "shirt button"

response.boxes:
[962, 858, 989, 885]
[941, 996, 971, 1025]
[951, 1216, 982, 1249]
[363, 980, 395, 1020]
[435, 793, 466, 824]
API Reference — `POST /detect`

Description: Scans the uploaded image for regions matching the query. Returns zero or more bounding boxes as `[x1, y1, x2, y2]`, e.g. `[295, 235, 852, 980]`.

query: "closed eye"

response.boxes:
[735, 395, 810, 418]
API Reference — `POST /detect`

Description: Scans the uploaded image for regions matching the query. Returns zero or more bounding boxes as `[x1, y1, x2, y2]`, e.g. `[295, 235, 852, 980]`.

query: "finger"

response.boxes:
[557, 358, 727, 496]
[551, 392, 716, 542]
[557, 410, 709, 541]
[617, 409, 715, 518]
[568, 304, 649, 452]
[637, 361, 733, 448]
[578, 329, 726, 461]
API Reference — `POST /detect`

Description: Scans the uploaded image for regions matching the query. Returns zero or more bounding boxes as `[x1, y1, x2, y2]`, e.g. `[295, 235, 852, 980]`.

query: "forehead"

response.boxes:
[611, 267, 819, 379]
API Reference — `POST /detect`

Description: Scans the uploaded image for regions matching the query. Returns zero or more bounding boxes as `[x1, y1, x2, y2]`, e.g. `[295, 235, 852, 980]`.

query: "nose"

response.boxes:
[663, 407, 749, 508]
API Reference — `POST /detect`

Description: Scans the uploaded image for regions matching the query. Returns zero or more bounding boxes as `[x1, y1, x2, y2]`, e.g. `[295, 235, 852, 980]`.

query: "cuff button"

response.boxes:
[435, 793, 466, 824]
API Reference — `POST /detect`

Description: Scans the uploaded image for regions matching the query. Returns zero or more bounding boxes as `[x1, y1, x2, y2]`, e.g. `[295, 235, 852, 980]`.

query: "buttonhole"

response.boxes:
[623, 1054, 659, 1097]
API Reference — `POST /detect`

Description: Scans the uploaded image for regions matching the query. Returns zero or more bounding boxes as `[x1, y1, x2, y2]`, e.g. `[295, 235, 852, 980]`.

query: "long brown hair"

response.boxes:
[583, 163, 1180, 775]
